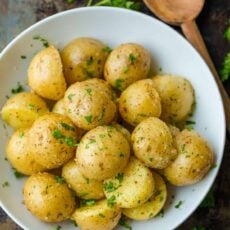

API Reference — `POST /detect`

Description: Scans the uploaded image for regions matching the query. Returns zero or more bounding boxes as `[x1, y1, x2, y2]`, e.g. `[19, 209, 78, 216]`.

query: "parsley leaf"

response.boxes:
[11, 82, 24, 94]
[104, 181, 117, 192]
[84, 115, 93, 123]
[174, 200, 183, 209]
[102, 46, 112, 53]
[220, 52, 230, 82]
[55, 225, 62, 230]
[2, 181, 10, 188]
[86, 56, 94, 66]
[60, 122, 75, 131]
[224, 19, 230, 42]
[12, 168, 25, 179]
[20, 55, 27, 59]
[115, 172, 124, 183]
[107, 195, 116, 207]
[129, 53, 137, 64]
[80, 199, 96, 207]
[115, 78, 125, 91]
[55, 176, 65, 184]
[200, 189, 215, 208]
[119, 216, 132, 230]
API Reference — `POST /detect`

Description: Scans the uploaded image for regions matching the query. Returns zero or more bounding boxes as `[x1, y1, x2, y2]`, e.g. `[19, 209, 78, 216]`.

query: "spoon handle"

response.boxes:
[181, 20, 230, 133]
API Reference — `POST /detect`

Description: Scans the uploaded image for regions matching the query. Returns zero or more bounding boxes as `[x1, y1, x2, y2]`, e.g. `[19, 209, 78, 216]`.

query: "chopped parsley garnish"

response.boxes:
[27, 104, 41, 112]
[114, 78, 125, 91]
[68, 93, 75, 102]
[66, 0, 75, 3]
[84, 115, 93, 124]
[55, 225, 62, 230]
[107, 195, 116, 207]
[210, 163, 217, 170]
[129, 53, 137, 64]
[2, 181, 10, 188]
[55, 176, 65, 184]
[186, 120, 196, 125]
[33, 35, 49, 48]
[52, 129, 65, 139]
[115, 172, 124, 183]
[224, 19, 230, 42]
[220, 52, 230, 82]
[85, 69, 95, 78]
[102, 46, 112, 53]
[199, 189, 215, 208]
[174, 200, 183, 208]
[156, 209, 164, 218]
[13, 168, 25, 179]
[60, 122, 75, 131]
[155, 190, 162, 196]
[118, 216, 132, 230]
[180, 144, 186, 153]
[85, 139, 96, 149]
[80, 199, 96, 207]
[99, 213, 105, 218]
[19, 132, 24, 138]
[86, 56, 94, 66]
[52, 129, 78, 147]
[123, 67, 129, 73]
[11, 82, 24, 94]
[104, 181, 117, 192]
[20, 55, 27, 59]
[85, 88, 92, 96]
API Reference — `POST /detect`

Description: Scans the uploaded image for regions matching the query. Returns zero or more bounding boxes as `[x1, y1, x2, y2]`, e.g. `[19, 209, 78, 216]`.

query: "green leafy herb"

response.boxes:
[33, 35, 49, 48]
[60, 122, 75, 131]
[13, 168, 25, 179]
[224, 19, 230, 42]
[174, 200, 183, 209]
[129, 53, 137, 64]
[220, 52, 230, 82]
[11, 82, 24, 94]
[99, 213, 105, 217]
[66, 0, 75, 4]
[87, 56, 94, 65]
[20, 55, 27, 59]
[85, 88, 92, 96]
[65, 137, 78, 147]
[85, 69, 95, 78]
[107, 195, 116, 207]
[104, 181, 117, 192]
[118, 216, 132, 230]
[28, 104, 41, 112]
[200, 189, 215, 208]
[68, 93, 75, 102]
[84, 115, 93, 124]
[192, 227, 206, 230]
[52, 129, 65, 139]
[123, 67, 129, 73]
[180, 144, 186, 153]
[2, 181, 9, 188]
[55, 176, 65, 184]
[55, 225, 62, 230]
[19, 132, 24, 138]
[52, 129, 78, 147]
[186, 120, 196, 125]
[210, 163, 217, 170]
[156, 209, 164, 218]
[115, 78, 125, 91]
[115, 172, 124, 183]
[102, 46, 112, 53]
[85, 199, 96, 206]
[86, 139, 96, 149]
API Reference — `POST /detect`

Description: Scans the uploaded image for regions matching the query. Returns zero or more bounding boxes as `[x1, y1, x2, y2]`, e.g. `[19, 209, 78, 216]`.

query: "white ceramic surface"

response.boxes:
[0, 7, 226, 230]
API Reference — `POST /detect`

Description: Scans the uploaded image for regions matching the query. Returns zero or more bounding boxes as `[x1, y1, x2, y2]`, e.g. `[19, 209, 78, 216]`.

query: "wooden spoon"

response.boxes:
[143, 0, 230, 132]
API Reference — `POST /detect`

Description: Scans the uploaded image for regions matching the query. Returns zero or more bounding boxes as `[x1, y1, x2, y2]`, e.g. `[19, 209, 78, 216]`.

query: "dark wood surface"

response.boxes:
[0, 0, 229, 229]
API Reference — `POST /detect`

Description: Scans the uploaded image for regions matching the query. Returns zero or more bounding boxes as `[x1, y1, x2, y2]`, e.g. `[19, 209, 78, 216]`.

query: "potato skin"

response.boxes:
[61, 38, 109, 84]
[163, 130, 214, 186]
[28, 46, 66, 100]
[104, 157, 155, 208]
[132, 117, 177, 169]
[6, 128, 46, 175]
[72, 199, 121, 230]
[104, 43, 151, 91]
[23, 172, 76, 222]
[151, 75, 195, 123]
[62, 159, 104, 200]
[111, 123, 131, 145]
[52, 98, 66, 116]
[123, 172, 167, 220]
[119, 79, 161, 126]
[28, 113, 80, 169]
[64, 81, 116, 130]
[76, 126, 130, 180]
[1, 92, 49, 129]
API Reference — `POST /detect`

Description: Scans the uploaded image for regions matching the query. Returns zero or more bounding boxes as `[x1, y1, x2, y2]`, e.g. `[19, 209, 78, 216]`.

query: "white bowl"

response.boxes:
[0, 7, 226, 230]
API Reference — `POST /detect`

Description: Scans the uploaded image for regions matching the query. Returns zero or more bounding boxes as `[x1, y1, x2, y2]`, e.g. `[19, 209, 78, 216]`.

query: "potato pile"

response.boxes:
[1, 37, 214, 229]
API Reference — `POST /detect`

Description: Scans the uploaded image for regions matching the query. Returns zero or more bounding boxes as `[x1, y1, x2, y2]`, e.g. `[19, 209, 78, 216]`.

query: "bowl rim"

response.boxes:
[0, 6, 226, 230]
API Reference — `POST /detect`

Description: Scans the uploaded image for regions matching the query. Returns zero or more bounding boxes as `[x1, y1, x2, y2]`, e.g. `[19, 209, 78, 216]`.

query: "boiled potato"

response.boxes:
[111, 123, 131, 145]
[123, 172, 167, 220]
[23, 172, 76, 222]
[28, 113, 80, 169]
[104, 43, 151, 91]
[132, 117, 177, 169]
[103, 157, 155, 208]
[61, 38, 109, 84]
[72, 199, 121, 230]
[28, 46, 66, 100]
[119, 79, 161, 126]
[1, 92, 49, 129]
[52, 98, 66, 116]
[168, 124, 180, 139]
[6, 128, 45, 175]
[62, 159, 104, 200]
[76, 126, 130, 180]
[64, 81, 116, 130]
[152, 75, 195, 123]
[163, 130, 214, 186]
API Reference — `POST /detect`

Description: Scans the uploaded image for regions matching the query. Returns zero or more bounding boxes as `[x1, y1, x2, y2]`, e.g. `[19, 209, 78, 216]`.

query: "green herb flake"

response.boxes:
[210, 163, 217, 170]
[102, 46, 112, 53]
[20, 55, 27, 59]
[33, 35, 49, 48]
[68, 93, 75, 102]
[118, 216, 132, 230]
[129, 53, 137, 64]
[156, 209, 164, 218]
[85, 199, 96, 206]
[186, 120, 196, 125]
[99, 213, 105, 218]
[19, 132, 24, 138]
[199, 189, 215, 208]
[2, 181, 10, 188]
[84, 115, 93, 124]
[85, 88, 92, 96]
[123, 67, 129, 73]
[55, 176, 65, 184]
[55, 225, 62, 230]
[52, 129, 65, 139]
[86, 56, 94, 66]
[107, 195, 116, 208]
[66, 0, 75, 4]
[220, 52, 230, 82]
[104, 181, 116, 192]
[65, 137, 78, 147]
[60, 122, 75, 131]
[180, 144, 186, 153]
[224, 19, 230, 42]
[155, 190, 162, 196]
[175, 200, 183, 209]
[192, 227, 206, 230]
[11, 82, 24, 94]
[114, 79, 125, 91]
[13, 168, 25, 179]
[115, 172, 124, 184]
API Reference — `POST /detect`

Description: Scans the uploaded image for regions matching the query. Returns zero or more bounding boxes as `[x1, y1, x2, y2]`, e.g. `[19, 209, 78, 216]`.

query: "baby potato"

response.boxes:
[62, 159, 104, 200]
[163, 130, 214, 186]
[23, 172, 76, 222]
[52, 98, 66, 116]
[61, 38, 109, 84]
[123, 172, 167, 220]
[119, 79, 161, 126]
[1, 92, 49, 129]
[28, 46, 66, 100]
[104, 43, 151, 91]
[76, 126, 130, 181]
[132, 117, 177, 169]
[104, 157, 154, 209]
[151, 75, 195, 123]
[64, 81, 116, 130]
[6, 128, 46, 175]
[72, 199, 121, 230]
[111, 123, 131, 145]
[28, 113, 80, 169]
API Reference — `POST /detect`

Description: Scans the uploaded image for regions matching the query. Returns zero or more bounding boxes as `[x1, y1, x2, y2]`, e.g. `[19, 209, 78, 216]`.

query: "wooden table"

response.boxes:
[0, 0, 229, 229]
